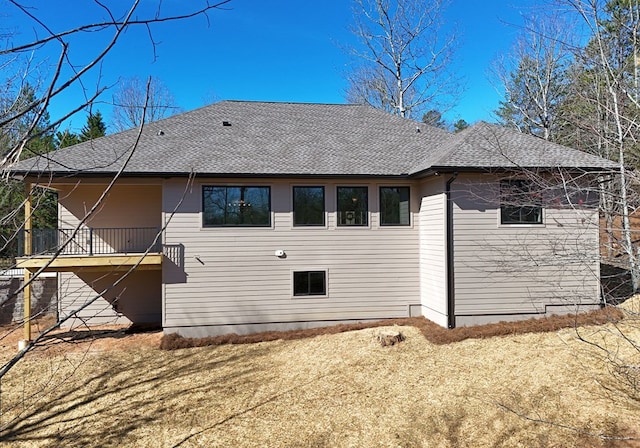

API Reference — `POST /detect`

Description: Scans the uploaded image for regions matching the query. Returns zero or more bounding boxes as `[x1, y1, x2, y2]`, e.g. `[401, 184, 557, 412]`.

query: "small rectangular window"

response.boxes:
[203, 186, 271, 227]
[293, 186, 325, 226]
[380, 186, 410, 226]
[337, 186, 368, 226]
[500, 180, 543, 225]
[293, 271, 326, 296]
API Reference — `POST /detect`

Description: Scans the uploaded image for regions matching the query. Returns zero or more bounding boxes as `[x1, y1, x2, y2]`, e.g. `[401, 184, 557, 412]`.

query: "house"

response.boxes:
[11, 101, 617, 338]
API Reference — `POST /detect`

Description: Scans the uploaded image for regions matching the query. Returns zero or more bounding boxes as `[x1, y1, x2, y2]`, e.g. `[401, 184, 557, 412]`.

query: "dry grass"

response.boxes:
[0, 307, 639, 447]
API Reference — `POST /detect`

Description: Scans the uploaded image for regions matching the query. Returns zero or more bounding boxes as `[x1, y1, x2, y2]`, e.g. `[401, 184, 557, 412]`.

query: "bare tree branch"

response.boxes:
[345, 0, 459, 118]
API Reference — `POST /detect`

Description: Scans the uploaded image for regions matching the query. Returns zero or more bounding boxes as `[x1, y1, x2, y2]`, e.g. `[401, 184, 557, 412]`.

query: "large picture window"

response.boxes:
[293, 186, 325, 226]
[203, 186, 271, 226]
[293, 271, 327, 296]
[380, 186, 410, 226]
[500, 180, 543, 225]
[337, 186, 368, 226]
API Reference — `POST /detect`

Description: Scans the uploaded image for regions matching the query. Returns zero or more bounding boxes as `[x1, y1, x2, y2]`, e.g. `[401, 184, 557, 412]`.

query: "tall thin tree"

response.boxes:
[345, 0, 459, 118]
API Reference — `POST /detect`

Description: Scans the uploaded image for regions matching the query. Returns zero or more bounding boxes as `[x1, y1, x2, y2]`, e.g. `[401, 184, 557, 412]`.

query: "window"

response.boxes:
[380, 187, 410, 226]
[203, 186, 270, 226]
[293, 271, 326, 296]
[337, 186, 368, 226]
[500, 180, 543, 225]
[293, 186, 325, 226]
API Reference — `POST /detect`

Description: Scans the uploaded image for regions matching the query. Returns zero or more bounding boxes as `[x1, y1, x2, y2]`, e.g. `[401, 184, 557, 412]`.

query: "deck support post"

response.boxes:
[22, 183, 33, 346]
[23, 269, 32, 344]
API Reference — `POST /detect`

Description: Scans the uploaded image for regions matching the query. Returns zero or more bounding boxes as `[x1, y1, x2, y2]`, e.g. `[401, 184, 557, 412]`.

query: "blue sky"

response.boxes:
[4, 0, 541, 131]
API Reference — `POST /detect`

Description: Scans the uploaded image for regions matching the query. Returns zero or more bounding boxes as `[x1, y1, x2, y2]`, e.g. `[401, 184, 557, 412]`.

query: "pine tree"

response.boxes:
[80, 111, 107, 142]
[55, 129, 80, 148]
[422, 110, 448, 129]
[453, 119, 469, 132]
[0, 84, 58, 261]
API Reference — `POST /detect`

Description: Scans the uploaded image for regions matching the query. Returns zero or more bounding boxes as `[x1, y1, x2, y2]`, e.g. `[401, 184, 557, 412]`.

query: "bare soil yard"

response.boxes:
[1, 304, 640, 447]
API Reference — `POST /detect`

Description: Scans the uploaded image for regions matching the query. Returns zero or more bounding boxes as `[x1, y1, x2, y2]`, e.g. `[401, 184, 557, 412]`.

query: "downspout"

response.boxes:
[445, 173, 458, 329]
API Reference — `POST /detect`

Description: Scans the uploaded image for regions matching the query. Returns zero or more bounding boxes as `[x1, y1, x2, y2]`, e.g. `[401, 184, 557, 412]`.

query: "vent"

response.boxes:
[222, 121, 232, 127]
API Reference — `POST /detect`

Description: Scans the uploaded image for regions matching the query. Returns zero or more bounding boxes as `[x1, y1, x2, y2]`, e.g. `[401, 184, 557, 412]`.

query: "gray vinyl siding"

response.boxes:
[58, 270, 161, 325]
[58, 272, 128, 324]
[450, 174, 601, 319]
[418, 177, 448, 326]
[57, 182, 162, 325]
[162, 178, 421, 329]
[51, 172, 603, 332]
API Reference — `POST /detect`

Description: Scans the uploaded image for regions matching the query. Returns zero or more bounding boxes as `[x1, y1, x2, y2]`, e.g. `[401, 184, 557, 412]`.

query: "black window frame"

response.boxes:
[379, 186, 411, 226]
[500, 179, 543, 225]
[293, 186, 325, 227]
[202, 185, 271, 227]
[293, 270, 327, 296]
[337, 186, 368, 227]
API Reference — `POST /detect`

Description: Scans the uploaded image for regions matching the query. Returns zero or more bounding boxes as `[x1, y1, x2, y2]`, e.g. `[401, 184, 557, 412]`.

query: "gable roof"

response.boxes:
[11, 101, 616, 178]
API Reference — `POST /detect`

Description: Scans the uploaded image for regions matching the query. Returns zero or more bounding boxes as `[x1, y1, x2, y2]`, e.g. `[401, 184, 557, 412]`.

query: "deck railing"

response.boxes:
[18, 227, 162, 256]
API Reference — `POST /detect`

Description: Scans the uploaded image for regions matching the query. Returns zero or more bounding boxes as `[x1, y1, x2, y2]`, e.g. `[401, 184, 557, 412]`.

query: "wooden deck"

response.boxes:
[16, 253, 163, 273]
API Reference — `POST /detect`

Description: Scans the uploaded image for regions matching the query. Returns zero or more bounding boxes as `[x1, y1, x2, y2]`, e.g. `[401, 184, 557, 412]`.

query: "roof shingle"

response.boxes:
[11, 101, 616, 177]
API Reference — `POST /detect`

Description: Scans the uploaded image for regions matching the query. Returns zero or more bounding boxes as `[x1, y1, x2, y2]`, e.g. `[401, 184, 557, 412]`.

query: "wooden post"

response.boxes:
[23, 183, 32, 343]
[23, 269, 31, 343]
[24, 183, 32, 256]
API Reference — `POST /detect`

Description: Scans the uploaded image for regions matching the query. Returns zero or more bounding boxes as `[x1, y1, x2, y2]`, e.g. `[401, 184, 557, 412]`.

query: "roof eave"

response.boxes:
[410, 165, 618, 178]
[16, 170, 414, 182]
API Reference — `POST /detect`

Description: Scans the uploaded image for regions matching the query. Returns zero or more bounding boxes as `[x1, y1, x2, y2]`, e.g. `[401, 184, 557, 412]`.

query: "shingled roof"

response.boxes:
[410, 121, 618, 173]
[11, 100, 616, 178]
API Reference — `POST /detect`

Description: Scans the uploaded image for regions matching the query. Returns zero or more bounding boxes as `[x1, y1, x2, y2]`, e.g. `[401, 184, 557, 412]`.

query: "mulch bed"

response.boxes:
[160, 305, 624, 350]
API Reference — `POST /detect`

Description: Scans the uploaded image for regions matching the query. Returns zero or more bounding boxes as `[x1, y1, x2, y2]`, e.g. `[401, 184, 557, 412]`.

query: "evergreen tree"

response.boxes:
[55, 129, 80, 148]
[453, 119, 469, 132]
[80, 111, 107, 141]
[494, 29, 571, 142]
[0, 84, 58, 260]
[422, 110, 448, 129]
[0, 83, 56, 158]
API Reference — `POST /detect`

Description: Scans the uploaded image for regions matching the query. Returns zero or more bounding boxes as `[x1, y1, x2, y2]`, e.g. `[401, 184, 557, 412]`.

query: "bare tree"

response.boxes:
[494, 1, 640, 287]
[0, 0, 230, 170]
[493, 0, 640, 418]
[558, 0, 640, 291]
[112, 76, 180, 131]
[0, 0, 230, 378]
[560, 0, 640, 412]
[345, 0, 458, 118]
[493, 13, 574, 141]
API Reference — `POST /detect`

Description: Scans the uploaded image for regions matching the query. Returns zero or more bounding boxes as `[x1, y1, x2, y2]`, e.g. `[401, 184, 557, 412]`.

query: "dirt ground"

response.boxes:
[0, 303, 639, 447]
[0, 318, 162, 360]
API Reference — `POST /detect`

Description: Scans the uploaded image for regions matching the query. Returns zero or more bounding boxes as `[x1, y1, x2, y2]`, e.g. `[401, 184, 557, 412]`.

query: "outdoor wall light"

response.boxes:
[275, 249, 286, 258]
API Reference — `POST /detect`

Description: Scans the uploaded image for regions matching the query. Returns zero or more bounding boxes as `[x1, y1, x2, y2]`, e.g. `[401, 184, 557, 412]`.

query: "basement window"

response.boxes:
[293, 271, 327, 296]
[500, 179, 543, 225]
